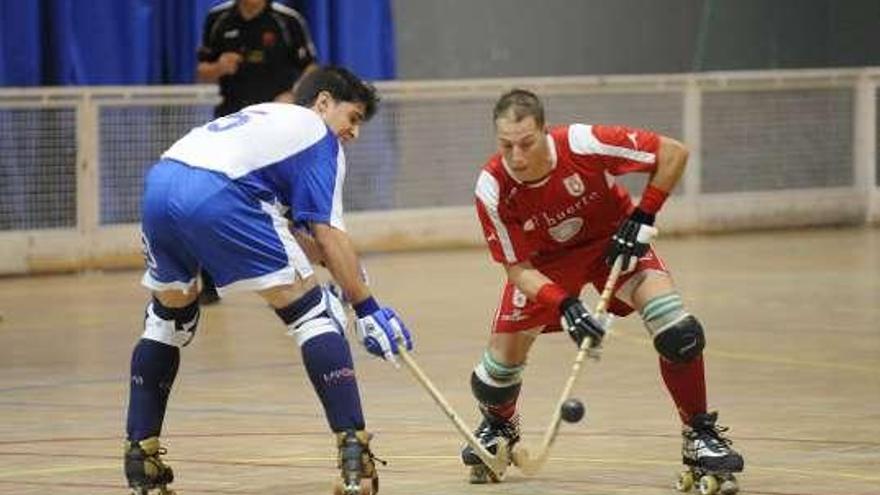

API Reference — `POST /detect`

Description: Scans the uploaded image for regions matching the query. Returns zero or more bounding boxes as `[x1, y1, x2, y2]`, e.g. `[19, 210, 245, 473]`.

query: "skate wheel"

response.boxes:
[469, 464, 490, 484]
[698, 474, 719, 495]
[675, 470, 694, 492]
[131, 488, 176, 495]
[719, 475, 739, 495]
[332, 478, 374, 495]
[468, 463, 502, 484]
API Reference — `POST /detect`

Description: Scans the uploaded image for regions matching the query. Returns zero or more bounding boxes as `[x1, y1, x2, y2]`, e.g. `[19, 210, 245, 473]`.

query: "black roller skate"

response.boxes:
[461, 414, 519, 484]
[333, 430, 382, 495]
[675, 412, 744, 495]
[124, 437, 175, 495]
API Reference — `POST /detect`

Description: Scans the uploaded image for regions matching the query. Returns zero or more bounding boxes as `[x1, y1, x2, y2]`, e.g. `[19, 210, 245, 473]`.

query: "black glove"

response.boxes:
[605, 208, 658, 271]
[560, 297, 605, 348]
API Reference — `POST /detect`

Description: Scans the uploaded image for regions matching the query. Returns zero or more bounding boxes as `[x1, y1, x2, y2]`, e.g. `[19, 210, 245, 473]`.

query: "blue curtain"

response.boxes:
[293, 0, 396, 80]
[0, 1, 42, 85]
[0, 0, 395, 86]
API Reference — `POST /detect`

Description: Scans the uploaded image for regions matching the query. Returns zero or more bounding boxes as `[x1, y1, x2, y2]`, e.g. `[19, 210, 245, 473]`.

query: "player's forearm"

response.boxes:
[634, 136, 689, 218]
[505, 262, 555, 302]
[648, 136, 689, 192]
[196, 62, 225, 83]
[311, 223, 371, 304]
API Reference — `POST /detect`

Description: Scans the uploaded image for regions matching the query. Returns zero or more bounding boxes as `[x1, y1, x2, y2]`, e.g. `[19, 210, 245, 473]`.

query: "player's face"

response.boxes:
[317, 95, 366, 144]
[495, 115, 550, 182]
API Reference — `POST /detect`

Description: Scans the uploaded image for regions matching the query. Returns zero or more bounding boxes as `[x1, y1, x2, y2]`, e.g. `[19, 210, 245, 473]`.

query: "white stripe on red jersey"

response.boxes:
[568, 124, 656, 163]
[476, 170, 518, 263]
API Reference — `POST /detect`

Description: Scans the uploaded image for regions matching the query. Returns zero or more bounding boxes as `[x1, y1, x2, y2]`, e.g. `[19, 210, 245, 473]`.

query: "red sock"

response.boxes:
[659, 354, 707, 424]
[486, 395, 519, 421]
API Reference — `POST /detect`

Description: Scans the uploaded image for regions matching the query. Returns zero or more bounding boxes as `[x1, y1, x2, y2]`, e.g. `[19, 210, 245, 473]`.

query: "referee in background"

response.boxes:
[195, 0, 318, 303]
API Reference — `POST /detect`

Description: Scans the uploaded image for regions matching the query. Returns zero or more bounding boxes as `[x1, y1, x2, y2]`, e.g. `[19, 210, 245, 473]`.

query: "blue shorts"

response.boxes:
[140, 159, 313, 294]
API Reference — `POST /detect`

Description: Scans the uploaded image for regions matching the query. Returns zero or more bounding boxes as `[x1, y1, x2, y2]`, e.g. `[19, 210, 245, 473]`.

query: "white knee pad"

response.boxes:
[283, 286, 346, 347]
[142, 301, 199, 348]
[322, 284, 349, 332]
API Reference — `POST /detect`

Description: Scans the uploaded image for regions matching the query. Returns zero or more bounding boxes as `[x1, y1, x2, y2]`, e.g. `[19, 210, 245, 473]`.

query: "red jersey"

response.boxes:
[475, 124, 660, 265]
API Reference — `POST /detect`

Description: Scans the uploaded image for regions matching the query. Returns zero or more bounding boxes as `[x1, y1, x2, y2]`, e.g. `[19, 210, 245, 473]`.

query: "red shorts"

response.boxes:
[492, 243, 668, 334]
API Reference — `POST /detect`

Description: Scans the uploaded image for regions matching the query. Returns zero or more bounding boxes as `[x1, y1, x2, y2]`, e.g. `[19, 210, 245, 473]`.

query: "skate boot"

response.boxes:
[333, 430, 382, 495]
[124, 437, 175, 495]
[460, 414, 519, 484]
[675, 412, 744, 495]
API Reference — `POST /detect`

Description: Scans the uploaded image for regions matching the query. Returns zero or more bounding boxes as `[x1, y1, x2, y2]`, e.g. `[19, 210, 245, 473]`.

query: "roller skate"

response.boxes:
[675, 412, 744, 495]
[124, 437, 175, 495]
[460, 414, 519, 484]
[332, 430, 381, 495]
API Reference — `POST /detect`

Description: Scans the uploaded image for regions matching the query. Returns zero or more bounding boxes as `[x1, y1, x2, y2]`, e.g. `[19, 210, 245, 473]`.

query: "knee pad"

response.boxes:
[143, 298, 200, 348]
[654, 315, 705, 363]
[275, 286, 341, 347]
[470, 351, 524, 406]
[641, 293, 705, 363]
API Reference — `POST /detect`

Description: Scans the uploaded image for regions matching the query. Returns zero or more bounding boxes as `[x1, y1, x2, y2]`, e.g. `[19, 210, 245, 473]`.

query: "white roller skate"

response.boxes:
[332, 430, 382, 495]
[460, 414, 519, 483]
[124, 437, 175, 495]
[675, 412, 744, 495]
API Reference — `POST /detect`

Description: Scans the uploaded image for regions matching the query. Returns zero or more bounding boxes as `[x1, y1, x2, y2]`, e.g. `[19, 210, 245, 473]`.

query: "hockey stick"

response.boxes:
[511, 255, 624, 475]
[396, 344, 510, 479]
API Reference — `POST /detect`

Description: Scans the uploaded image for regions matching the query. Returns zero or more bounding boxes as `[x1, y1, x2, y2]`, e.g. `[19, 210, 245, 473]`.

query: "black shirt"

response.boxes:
[198, 1, 316, 117]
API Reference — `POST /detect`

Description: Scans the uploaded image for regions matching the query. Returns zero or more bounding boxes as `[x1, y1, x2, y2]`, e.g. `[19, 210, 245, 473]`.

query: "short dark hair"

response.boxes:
[493, 88, 545, 127]
[294, 65, 379, 120]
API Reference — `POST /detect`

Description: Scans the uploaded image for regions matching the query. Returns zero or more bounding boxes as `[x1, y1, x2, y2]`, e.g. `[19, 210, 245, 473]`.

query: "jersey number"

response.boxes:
[206, 109, 267, 133]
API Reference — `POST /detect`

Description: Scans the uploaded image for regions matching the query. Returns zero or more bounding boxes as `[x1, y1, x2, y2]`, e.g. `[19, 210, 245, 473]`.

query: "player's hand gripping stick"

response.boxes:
[560, 297, 606, 357]
[606, 208, 658, 273]
[356, 307, 413, 367]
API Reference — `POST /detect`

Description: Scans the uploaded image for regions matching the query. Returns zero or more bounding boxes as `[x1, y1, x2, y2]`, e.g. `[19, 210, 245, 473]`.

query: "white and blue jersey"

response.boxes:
[140, 103, 345, 295]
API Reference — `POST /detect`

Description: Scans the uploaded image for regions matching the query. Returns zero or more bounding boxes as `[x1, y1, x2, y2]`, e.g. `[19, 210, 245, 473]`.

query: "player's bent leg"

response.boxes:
[630, 272, 704, 363]
[125, 289, 198, 493]
[269, 282, 379, 492]
[272, 282, 365, 431]
[632, 273, 744, 492]
[635, 279, 709, 422]
[462, 330, 538, 480]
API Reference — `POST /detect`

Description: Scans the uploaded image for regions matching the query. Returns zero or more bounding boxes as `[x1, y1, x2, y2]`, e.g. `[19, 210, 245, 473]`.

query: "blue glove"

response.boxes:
[356, 307, 413, 365]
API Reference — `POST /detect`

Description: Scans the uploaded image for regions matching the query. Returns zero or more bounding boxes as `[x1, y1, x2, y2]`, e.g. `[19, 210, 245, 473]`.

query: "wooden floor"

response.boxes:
[0, 227, 878, 495]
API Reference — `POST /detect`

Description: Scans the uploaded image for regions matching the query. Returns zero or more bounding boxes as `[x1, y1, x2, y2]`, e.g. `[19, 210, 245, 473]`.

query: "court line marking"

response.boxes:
[1, 455, 877, 483]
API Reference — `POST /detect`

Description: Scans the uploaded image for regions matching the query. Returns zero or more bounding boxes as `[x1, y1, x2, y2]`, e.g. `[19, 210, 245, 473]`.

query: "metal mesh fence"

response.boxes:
[0, 107, 77, 230]
[346, 98, 494, 211]
[701, 88, 853, 193]
[0, 70, 877, 274]
[99, 104, 214, 224]
[344, 91, 684, 211]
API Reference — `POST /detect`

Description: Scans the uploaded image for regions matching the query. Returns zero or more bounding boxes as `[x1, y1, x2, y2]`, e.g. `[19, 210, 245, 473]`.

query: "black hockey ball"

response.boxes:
[560, 398, 585, 423]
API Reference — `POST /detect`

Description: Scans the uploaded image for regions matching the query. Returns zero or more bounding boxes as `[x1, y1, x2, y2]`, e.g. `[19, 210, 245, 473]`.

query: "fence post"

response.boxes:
[682, 76, 702, 230]
[853, 71, 877, 223]
[76, 94, 100, 264]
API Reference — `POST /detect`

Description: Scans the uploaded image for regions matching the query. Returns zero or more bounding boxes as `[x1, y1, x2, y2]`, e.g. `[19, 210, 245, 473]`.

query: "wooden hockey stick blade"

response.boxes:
[396, 344, 510, 478]
[512, 256, 624, 475]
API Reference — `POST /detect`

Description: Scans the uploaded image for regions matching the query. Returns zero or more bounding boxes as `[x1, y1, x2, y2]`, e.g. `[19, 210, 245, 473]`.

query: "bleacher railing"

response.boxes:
[1, 68, 878, 274]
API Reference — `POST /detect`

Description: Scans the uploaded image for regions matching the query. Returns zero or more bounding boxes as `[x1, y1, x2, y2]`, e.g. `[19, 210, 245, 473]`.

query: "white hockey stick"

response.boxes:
[511, 256, 623, 475]
[396, 344, 510, 479]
